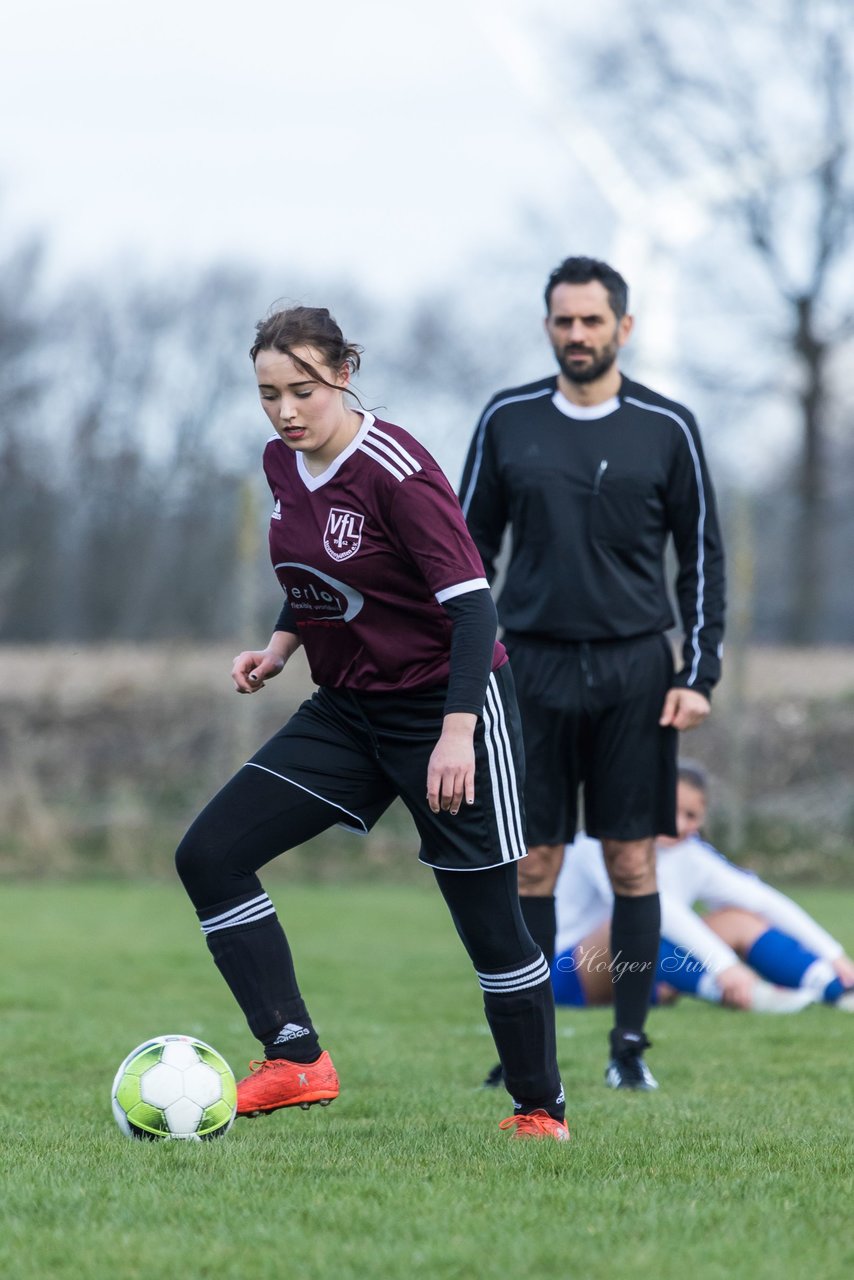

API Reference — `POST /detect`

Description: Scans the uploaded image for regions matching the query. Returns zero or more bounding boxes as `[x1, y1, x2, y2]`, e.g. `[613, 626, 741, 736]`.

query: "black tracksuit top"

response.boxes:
[459, 373, 726, 698]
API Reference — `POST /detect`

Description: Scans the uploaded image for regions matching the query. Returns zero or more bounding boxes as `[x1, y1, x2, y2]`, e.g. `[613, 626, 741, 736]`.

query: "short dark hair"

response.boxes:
[677, 759, 708, 793]
[544, 256, 629, 320]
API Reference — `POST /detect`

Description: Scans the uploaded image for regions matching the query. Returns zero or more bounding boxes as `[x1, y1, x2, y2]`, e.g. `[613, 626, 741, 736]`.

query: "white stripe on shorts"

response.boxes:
[482, 672, 526, 863]
[244, 761, 369, 833]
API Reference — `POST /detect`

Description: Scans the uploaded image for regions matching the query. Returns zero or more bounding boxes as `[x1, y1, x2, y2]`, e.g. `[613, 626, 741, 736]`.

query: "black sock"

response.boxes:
[198, 892, 321, 1063]
[610, 891, 661, 1036]
[519, 895, 557, 966]
[433, 865, 564, 1119]
[478, 954, 565, 1121]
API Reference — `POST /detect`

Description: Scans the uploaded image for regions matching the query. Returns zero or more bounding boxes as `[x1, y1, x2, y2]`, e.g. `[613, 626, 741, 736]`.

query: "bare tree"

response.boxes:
[0, 224, 52, 635]
[547, 0, 854, 643]
[0, 259, 268, 643]
[0, 244, 513, 642]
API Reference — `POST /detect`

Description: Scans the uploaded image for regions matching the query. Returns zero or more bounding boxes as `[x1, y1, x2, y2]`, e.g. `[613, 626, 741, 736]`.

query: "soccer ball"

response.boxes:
[111, 1034, 237, 1141]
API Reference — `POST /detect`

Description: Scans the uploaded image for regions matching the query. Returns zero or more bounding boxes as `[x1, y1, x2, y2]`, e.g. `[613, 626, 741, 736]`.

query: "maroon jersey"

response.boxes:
[264, 413, 506, 692]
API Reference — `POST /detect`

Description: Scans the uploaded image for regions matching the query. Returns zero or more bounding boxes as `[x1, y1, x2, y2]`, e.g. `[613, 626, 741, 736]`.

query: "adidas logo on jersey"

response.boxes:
[271, 499, 282, 521]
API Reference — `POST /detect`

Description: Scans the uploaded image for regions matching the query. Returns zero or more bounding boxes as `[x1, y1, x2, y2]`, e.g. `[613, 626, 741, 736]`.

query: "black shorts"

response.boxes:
[503, 632, 677, 845]
[246, 663, 527, 872]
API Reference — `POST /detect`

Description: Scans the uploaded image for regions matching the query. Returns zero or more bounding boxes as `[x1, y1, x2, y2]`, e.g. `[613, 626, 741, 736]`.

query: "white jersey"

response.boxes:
[555, 834, 843, 977]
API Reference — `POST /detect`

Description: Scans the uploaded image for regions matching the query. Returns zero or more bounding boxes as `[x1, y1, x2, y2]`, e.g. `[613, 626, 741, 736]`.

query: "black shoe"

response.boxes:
[481, 1061, 504, 1089]
[604, 1029, 658, 1091]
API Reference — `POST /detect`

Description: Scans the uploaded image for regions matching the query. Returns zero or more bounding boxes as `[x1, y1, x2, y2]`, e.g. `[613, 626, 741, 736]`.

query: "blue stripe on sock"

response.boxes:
[746, 927, 817, 988]
[656, 938, 707, 994]
[551, 952, 587, 1006]
[824, 976, 845, 1003]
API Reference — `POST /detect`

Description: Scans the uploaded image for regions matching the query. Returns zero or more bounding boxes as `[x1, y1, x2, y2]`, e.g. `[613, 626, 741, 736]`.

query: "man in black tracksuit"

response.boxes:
[460, 256, 725, 1090]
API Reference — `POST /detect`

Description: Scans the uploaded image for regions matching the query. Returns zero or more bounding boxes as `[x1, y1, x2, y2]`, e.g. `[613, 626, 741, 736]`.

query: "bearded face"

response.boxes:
[545, 281, 631, 389]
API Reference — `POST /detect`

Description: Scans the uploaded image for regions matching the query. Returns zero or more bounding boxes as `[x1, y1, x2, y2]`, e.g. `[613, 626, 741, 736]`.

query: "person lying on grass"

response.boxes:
[551, 762, 854, 1014]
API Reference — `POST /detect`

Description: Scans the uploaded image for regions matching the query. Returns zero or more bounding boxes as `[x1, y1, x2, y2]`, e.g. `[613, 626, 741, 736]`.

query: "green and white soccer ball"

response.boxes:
[111, 1034, 237, 1141]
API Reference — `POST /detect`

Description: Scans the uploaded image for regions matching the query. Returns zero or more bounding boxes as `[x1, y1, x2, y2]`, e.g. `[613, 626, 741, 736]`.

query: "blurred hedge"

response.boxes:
[1, 645, 853, 884]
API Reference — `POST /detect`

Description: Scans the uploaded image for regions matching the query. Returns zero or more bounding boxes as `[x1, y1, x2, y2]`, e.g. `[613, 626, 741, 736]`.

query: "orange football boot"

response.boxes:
[236, 1050, 340, 1117]
[499, 1109, 570, 1141]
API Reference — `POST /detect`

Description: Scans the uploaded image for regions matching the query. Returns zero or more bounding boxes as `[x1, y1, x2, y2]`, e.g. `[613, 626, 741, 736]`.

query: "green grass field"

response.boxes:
[2, 881, 853, 1280]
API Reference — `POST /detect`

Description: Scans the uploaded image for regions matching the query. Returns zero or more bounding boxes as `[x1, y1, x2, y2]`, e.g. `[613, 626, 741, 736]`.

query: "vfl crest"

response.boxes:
[323, 507, 364, 561]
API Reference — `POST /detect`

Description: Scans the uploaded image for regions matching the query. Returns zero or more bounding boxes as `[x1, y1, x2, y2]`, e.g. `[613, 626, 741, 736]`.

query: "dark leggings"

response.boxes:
[176, 765, 535, 969]
[176, 765, 561, 1111]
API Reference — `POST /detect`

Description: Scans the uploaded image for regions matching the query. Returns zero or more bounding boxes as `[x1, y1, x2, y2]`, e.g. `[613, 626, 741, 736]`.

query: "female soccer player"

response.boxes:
[552, 763, 854, 1019]
[175, 305, 567, 1141]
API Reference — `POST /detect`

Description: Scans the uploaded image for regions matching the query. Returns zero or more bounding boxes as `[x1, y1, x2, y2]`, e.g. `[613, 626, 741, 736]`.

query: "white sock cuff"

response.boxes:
[801, 957, 836, 996]
[697, 972, 723, 1003]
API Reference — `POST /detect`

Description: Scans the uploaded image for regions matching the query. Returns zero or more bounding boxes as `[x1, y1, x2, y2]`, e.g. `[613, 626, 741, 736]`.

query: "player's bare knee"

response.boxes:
[609, 866, 655, 896]
[602, 838, 657, 897]
[606, 859, 657, 896]
[518, 843, 565, 896]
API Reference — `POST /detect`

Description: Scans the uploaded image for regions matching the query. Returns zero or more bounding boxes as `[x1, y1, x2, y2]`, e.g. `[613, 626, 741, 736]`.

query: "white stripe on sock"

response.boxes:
[200, 894, 277, 935]
[477, 953, 551, 993]
[200, 892, 271, 929]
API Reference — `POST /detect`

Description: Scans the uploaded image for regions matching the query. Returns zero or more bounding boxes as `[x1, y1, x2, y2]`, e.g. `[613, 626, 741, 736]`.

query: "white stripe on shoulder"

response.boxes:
[357, 440, 408, 481]
[362, 430, 418, 476]
[461, 386, 553, 517]
[366, 424, 423, 473]
[624, 394, 707, 687]
[435, 578, 490, 604]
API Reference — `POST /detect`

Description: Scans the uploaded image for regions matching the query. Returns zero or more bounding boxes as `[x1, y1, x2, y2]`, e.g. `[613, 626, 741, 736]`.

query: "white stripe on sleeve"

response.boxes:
[435, 578, 490, 604]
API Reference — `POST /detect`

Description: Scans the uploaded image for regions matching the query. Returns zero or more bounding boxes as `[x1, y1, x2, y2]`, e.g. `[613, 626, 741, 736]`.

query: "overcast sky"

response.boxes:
[3, 0, 826, 480]
[1, 0, 617, 300]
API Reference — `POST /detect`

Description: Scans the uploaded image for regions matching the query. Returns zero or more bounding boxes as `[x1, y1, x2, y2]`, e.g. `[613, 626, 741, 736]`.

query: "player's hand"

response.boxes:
[832, 955, 854, 987]
[427, 713, 477, 815]
[231, 647, 286, 694]
[659, 686, 711, 731]
[716, 963, 756, 1010]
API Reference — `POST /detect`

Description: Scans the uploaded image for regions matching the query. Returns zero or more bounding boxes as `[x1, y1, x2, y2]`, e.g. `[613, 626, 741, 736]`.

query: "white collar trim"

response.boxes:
[552, 389, 620, 420]
[296, 411, 375, 491]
